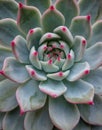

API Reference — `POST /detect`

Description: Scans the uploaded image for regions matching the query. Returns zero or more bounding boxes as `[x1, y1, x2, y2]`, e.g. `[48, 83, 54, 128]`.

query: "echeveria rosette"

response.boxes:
[0, 0, 102, 130]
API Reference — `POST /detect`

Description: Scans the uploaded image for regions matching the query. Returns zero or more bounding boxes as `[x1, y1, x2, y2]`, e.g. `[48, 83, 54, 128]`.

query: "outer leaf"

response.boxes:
[0, 79, 18, 112]
[70, 16, 91, 40]
[3, 57, 30, 83]
[42, 5, 65, 32]
[88, 20, 102, 47]
[83, 42, 102, 70]
[79, 0, 102, 23]
[49, 96, 80, 130]
[0, 112, 5, 130]
[56, 0, 79, 27]
[39, 79, 67, 98]
[83, 67, 102, 95]
[24, 103, 53, 130]
[0, 46, 12, 70]
[0, 0, 18, 20]
[25, 0, 51, 14]
[73, 119, 91, 130]
[63, 79, 94, 104]
[3, 107, 25, 130]
[78, 95, 102, 125]
[16, 80, 47, 113]
[17, 4, 41, 34]
[0, 18, 23, 47]
[67, 62, 90, 82]
[12, 35, 29, 64]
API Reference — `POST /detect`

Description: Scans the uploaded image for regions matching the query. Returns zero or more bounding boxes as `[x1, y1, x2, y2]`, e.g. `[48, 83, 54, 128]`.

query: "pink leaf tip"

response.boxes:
[0, 70, 4, 75]
[19, 2, 23, 8]
[11, 41, 15, 47]
[47, 33, 52, 38]
[60, 44, 64, 49]
[33, 51, 38, 56]
[49, 5, 55, 11]
[20, 109, 25, 116]
[88, 101, 94, 105]
[82, 39, 87, 46]
[31, 70, 35, 76]
[84, 70, 90, 75]
[29, 29, 34, 34]
[86, 15, 91, 22]
[48, 59, 53, 65]
[67, 54, 71, 59]
[58, 72, 63, 77]
[61, 27, 67, 32]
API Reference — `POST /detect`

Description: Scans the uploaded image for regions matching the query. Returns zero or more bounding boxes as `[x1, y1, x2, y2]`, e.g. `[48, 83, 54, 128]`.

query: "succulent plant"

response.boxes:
[0, 0, 102, 130]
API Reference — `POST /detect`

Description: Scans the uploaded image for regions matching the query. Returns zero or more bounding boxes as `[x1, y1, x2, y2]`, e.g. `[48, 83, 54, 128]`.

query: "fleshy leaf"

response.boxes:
[73, 119, 91, 130]
[55, 0, 79, 27]
[67, 62, 90, 82]
[11, 35, 29, 64]
[63, 79, 94, 104]
[83, 42, 102, 70]
[70, 16, 92, 40]
[26, 65, 47, 81]
[83, 67, 102, 95]
[41, 61, 59, 73]
[0, 79, 18, 112]
[29, 47, 42, 70]
[39, 79, 67, 98]
[0, 0, 18, 20]
[54, 26, 74, 47]
[42, 5, 65, 32]
[78, 95, 102, 125]
[3, 57, 30, 83]
[3, 107, 25, 130]
[47, 70, 70, 81]
[17, 3, 41, 34]
[49, 96, 80, 130]
[0, 112, 5, 130]
[16, 80, 47, 113]
[62, 50, 75, 71]
[73, 36, 87, 62]
[88, 20, 102, 47]
[0, 18, 23, 47]
[0, 46, 12, 70]
[26, 0, 51, 14]
[26, 27, 42, 50]
[79, 0, 102, 23]
[24, 103, 53, 130]
[54, 58, 65, 69]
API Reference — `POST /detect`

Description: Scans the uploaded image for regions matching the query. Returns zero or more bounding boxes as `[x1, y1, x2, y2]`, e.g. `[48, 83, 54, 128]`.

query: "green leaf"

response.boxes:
[0, 79, 18, 112]
[24, 103, 53, 130]
[67, 62, 90, 82]
[3, 107, 25, 130]
[70, 16, 92, 40]
[73, 119, 91, 130]
[3, 57, 30, 83]
[0, 46, 12, 70]
[49, 96, 80, 130]
[83, 67, 102, 95]
[17, 3, 41, 34]
[63, 79, 94, 104]
[16, 80, 47, 112]
[12, 35, 29, 64]
[54, 26, 74, 47]
[26, 0, 51, 14]
[56, 0, 79, 27]
[83, 42, 102, 70]
[79, 0, 102, 23]
[39, 79, 67, 98]
[0, 18, 24, 47]
[26, 27, 42, 50]
[78, 95, 102, 125]
[26, 65, 47, 81]
[88, 20, 102, 47]
[0, 0, 18, 20]
[73, 36, 87, 62]
[42, 5, 65, 32]
[0, 112, 5, 130]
